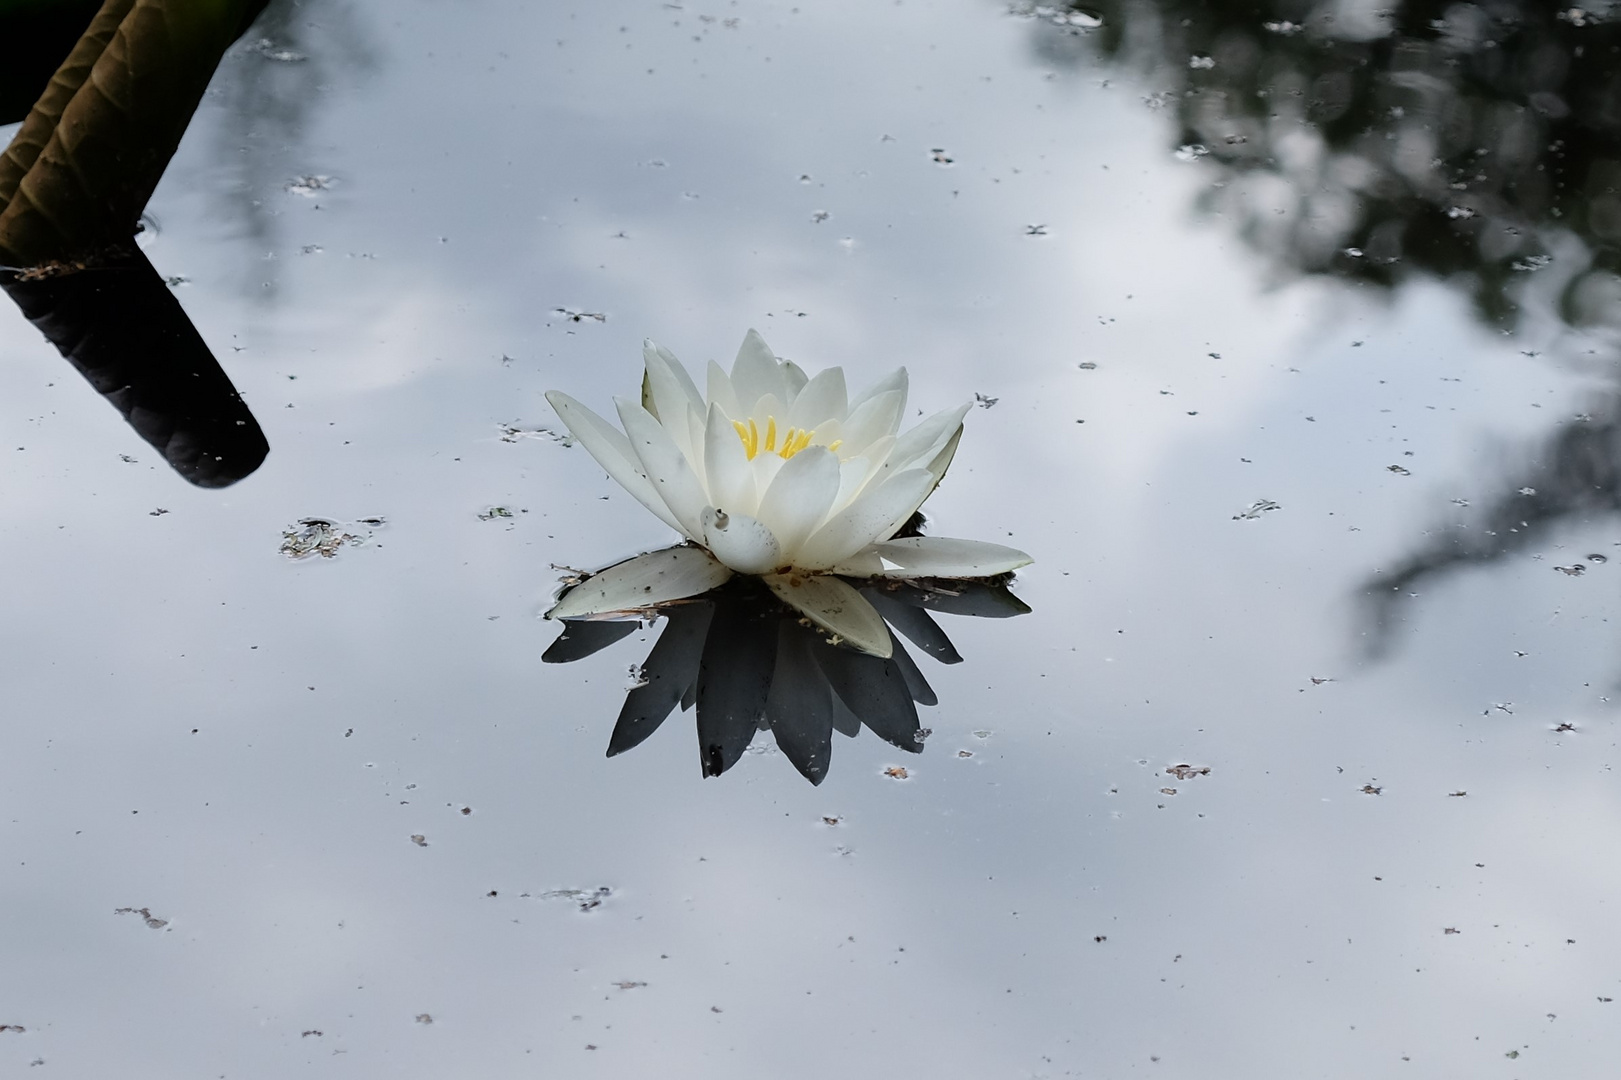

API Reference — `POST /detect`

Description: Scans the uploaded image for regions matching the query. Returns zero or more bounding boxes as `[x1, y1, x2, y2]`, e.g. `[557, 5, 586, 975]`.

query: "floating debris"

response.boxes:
[478, 506, 516, 521]
[883, 766, 910, 780]
[1360, 784, 1383, 796]
[1175, 143, 1210, 162]
[974, 392, 999, 408]
[410, 834, 428, 847]
[498, 422, 572, 445]
[279, 517, 381, 559]
[415, 1014, 434, 1025]
[1007, 3, 1103, 29]
[1166, 764, 1210, 780]
[285, 175, 332, 197]
[114, 906, 168, 929]
[1232, 498, 1281, 521]
[252, 37, 307, 62]
[1387, 464, 1411, 476]
[536, 886, 613, 912]
[613, 981, 647, 991]
[930, 148, 955, 166]
[553, 308, 607, 323]
[1024, 224, 1049, 236]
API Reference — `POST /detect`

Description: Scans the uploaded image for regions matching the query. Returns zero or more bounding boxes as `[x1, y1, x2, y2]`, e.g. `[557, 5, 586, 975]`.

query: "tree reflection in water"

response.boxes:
[1021, 1, 1621, 651]
[1020, 0, 1621, 334]
[544, 573, 1029, 784]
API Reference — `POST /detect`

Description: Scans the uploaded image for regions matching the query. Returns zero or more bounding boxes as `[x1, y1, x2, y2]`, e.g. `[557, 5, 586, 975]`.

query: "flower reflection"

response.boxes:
[544, 331, 1031, 655]
[544, 571, 1029, 784]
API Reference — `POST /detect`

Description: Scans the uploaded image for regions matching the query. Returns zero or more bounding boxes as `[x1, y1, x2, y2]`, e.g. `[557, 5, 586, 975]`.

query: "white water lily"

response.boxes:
[544, 330, 1031, 655]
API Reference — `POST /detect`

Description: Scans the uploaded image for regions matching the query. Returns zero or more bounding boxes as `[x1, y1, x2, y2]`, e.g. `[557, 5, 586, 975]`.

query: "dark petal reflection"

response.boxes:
[811, 630, 922, 755]
[0, 248, 268, 486]
[696, 593, 778, 777]
[866, 588, 964, 664]
[548, 573, 1028, 782]
[541, 619, 640, 665]
[764, 620, 836, 785]
[878, 579, 1033, 619]
[888, 634, 937, 708]
[606, 603, 713, 758]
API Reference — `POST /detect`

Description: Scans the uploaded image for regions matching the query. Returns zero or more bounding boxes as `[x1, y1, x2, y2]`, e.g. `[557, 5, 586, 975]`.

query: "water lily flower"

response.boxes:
[544, 330, 1031, 656]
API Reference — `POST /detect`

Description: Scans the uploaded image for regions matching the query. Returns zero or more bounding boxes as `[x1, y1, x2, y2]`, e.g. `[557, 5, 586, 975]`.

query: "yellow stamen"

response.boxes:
[733, 416, 836, 461]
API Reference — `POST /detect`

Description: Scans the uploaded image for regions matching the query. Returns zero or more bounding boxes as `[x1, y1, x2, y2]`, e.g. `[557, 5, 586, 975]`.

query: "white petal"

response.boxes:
[702, 507, 782, 574]
[748, 392, 787, 429]
[647, 341, 703, 407]
[706, 359, 741, 418]
[684, 403, 708, 483]
[616, 398, 712, 540]
[884, 403, 970, 475]
[848, 367, 908, 417]
[643, 342, 704, 459]
[755, 445, 842, 560]
[782, 359, 810, 400]
[839, 390, 905, 455]
[862, 536, 1033, 577]
[747, 449, 787, 493]
[547, 545, 732, 619]
[545, 391, 687, 536]
[824, 548, 883, 576]
[786, 366, 848, 431]
[765, 573, 892, 658]
[731, 329, 787, 409]
[703, 402, 757, 514]
[792, 468, 935, 570]
[829, 435, 894, 512]
[922, 423, 962, 495]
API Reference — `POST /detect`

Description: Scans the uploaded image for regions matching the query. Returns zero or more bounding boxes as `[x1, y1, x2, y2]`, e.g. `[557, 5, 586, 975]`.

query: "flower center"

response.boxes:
[732, 416, 840, 461]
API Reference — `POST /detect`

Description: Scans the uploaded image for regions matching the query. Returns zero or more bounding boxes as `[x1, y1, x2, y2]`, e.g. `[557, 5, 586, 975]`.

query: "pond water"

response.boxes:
[4, 0, 1621, 1076]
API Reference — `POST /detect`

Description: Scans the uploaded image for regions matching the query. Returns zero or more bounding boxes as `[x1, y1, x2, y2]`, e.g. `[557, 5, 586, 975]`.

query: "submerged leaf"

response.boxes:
[1, 246, 267, 486]
[0, 0, 131, 202]
[0, 0, 269, 265]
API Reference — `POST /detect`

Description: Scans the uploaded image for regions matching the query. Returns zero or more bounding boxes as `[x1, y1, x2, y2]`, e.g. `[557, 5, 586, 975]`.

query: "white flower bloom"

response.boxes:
[544, 330, 1031, 655]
